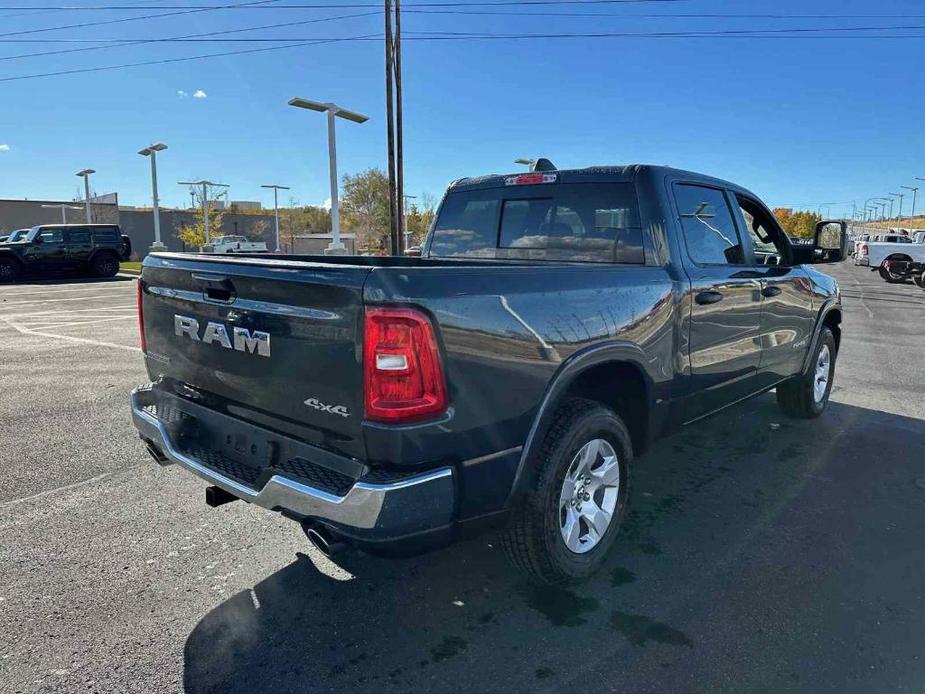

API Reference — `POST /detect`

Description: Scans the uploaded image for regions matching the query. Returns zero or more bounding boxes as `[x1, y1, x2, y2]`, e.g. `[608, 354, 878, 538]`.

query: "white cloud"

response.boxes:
[193, 89, 207, 99]
[0, 144, 9, 152]
[177, 90, 188, 98]
[319, 197, 332, 211]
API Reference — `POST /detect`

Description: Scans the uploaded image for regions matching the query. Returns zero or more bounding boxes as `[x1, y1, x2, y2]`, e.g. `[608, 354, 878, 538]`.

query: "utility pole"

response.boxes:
[394, 0, 404, 255]
[139, 143, 168, 251]
[76, 169, 95, 224]
[261, 184, 290, 253]
[384, 0, 399, 255]
[901, 185, 918, 219]
[178, 179, 229, 246]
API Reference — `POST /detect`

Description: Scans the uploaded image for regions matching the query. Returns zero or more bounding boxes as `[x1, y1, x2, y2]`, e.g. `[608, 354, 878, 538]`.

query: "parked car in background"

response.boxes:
[0, 224, 131, 282]
[0, 228, 31, 244]
[203, 235, 268, 254]
[131, 163, 847, 584]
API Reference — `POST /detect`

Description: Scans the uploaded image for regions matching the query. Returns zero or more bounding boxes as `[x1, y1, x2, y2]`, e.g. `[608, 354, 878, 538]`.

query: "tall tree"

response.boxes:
[341, 168, 391, 250]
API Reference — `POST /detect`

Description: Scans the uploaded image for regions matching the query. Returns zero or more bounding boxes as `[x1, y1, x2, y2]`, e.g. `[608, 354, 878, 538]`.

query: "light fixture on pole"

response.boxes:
[75, 168, 95, 224]
[177, 179, 229, 246]
[876, 198, 891, 221]
[288, 97, 368, 255]
[889, 191, 904, 220]
[261, 184, 290, 253]
[402, 193, 416, 251]
[514, 158, 537, 170]
[139, 143, 168, 251]
[41, 203, 82, 224]
[901, 185, 918, 219]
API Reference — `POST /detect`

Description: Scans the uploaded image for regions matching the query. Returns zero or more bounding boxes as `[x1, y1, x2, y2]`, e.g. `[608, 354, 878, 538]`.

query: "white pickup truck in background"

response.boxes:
[203, 235, 268, 254]
[855, 231, 925, 280]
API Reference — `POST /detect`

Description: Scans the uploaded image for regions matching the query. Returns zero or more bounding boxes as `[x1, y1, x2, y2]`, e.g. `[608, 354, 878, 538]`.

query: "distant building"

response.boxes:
[284, 233, 356, 255]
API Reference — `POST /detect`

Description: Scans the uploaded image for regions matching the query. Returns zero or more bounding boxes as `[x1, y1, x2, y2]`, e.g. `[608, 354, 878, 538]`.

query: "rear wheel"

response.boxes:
[776, 327, 837, 419]
[879, 265, 905, 283]
[499, 398, 632, 584]
[90, 253, 119, 278]
[914, 271, 925, 289]
[0, 258, 19, 282]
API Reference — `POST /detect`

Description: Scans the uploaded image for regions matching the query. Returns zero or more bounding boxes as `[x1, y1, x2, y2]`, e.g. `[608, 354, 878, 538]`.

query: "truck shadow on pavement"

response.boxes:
[183, 395, 925, 693]
[0, 274, 134, 288]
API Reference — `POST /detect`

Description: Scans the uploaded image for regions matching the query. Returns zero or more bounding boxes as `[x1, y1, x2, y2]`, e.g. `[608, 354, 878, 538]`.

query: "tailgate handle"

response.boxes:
[192, 273, 236, 303]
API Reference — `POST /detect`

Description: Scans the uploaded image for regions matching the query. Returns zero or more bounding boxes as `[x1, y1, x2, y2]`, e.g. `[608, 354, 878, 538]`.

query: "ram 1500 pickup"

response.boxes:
[131, 164, 847, 583]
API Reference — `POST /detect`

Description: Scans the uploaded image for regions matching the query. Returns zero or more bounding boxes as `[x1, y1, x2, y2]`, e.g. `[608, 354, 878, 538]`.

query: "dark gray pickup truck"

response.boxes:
[131, 164, 847, 583]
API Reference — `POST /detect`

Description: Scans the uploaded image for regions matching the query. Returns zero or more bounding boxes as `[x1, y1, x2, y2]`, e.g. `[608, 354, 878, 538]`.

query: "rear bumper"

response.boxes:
[130, 386, 456, 547]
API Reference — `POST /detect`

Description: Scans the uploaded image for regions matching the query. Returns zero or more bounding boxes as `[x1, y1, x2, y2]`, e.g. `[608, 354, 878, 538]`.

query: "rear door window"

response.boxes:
[65, 229, 91, 244]
[92, 227, 120, 243]
[429, 182, 642, 263]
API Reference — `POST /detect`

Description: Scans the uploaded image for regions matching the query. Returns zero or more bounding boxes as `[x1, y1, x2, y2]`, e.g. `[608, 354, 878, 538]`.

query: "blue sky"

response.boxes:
[0, 0, 923, 218]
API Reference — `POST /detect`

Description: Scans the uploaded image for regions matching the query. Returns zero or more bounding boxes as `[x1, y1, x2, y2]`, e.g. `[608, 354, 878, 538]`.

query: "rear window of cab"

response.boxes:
[429, 182, 643, 264]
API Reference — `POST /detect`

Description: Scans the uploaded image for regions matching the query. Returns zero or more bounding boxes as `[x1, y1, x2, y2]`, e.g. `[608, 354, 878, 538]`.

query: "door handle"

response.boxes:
[695, 290, 724, 305]
[761, 285, 782, 298]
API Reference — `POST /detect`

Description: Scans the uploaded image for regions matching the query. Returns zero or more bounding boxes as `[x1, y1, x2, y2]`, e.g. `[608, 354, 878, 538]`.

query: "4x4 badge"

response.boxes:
[303, 397, 349, 418]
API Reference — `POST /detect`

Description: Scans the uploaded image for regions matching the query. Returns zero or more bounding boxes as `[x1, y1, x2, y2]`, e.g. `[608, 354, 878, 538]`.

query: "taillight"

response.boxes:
[137, 279, 146, 353]
[364, 307, 447, 423]
[859, 243, 868, 255]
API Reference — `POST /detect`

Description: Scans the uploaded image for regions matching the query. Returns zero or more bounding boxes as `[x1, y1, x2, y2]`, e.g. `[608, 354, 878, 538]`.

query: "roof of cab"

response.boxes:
[447, 164, 753, 197]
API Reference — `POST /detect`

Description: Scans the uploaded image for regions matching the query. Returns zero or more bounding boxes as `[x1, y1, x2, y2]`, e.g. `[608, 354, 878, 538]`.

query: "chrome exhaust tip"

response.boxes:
[303, 525, 347, 557]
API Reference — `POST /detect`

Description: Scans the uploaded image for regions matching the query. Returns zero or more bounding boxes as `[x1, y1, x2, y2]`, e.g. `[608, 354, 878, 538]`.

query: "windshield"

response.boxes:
[429, 182, 643, 263]
[6, 229, 29, 242]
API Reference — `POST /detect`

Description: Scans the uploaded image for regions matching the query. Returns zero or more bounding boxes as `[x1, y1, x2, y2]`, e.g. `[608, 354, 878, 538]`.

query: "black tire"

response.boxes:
[499, 398, 632, 584]
[776, 327, 837, 419]
[90, 252, 119, 278]
[0, 258, 19, 282]
[878, 265, 905, 283]
[914, 271, 925, 290]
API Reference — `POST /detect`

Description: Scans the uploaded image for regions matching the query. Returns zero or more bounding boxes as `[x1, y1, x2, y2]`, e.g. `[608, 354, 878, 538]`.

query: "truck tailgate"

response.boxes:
[140, 256, 370, 459]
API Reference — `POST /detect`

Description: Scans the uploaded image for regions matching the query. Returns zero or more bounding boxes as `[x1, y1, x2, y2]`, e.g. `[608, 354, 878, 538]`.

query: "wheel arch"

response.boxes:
[506, 342, 655, 504]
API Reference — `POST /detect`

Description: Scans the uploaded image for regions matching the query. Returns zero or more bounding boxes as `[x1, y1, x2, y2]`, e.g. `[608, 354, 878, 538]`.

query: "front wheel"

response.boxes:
[499, 398, 632, 584]
[776, 327, 837, 419]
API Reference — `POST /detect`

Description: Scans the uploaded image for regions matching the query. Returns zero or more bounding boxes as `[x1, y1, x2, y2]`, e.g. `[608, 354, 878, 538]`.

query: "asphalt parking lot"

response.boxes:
[2, 262, 924, 693]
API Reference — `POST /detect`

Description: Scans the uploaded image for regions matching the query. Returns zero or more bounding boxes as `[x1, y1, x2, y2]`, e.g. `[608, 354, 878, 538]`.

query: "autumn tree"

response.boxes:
[175, 207, 224, 249]
[341, 168, 391, 250]
[772, 208, 822, 239]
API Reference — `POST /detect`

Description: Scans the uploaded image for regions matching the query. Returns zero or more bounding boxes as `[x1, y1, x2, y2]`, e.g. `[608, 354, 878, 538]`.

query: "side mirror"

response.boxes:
[32, 236, 42, 244]
[811, 220, 848, 263]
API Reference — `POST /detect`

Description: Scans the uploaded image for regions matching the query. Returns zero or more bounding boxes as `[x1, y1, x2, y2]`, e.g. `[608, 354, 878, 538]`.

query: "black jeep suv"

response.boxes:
[0, 224, 132, 282]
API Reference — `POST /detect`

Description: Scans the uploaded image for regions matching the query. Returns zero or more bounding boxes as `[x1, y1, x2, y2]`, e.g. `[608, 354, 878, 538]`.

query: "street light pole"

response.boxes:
[261, 184, 290, 253]
[178, 179, 229, 246]
[288, 97, 369, 255]
[402, 193, 416, 251]
[901, 186, 918, 219]
[889, 192, 904, 221]
[139, 143, 168, 251]
[75, 168, 95, 224]
[41, 203, 81, 224]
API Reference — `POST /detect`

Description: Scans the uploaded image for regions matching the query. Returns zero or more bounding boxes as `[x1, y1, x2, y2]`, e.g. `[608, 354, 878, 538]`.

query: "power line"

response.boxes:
[0, 0, 285, 38]
[5, 22, 925, 43]
[0, 10, 379, 61]
[4, 25, 925, 82]
[407, 9, 925, 19]
[0, 0, 690, 8]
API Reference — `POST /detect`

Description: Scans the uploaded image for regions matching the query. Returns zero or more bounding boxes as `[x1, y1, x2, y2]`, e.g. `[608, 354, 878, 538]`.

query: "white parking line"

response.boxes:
[0, 284, 135, 298]
[0, 293, 131, 308]
[30, 315, 136, 330]
[12, 304, 135, 318]
[0, 316, 141, 352]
